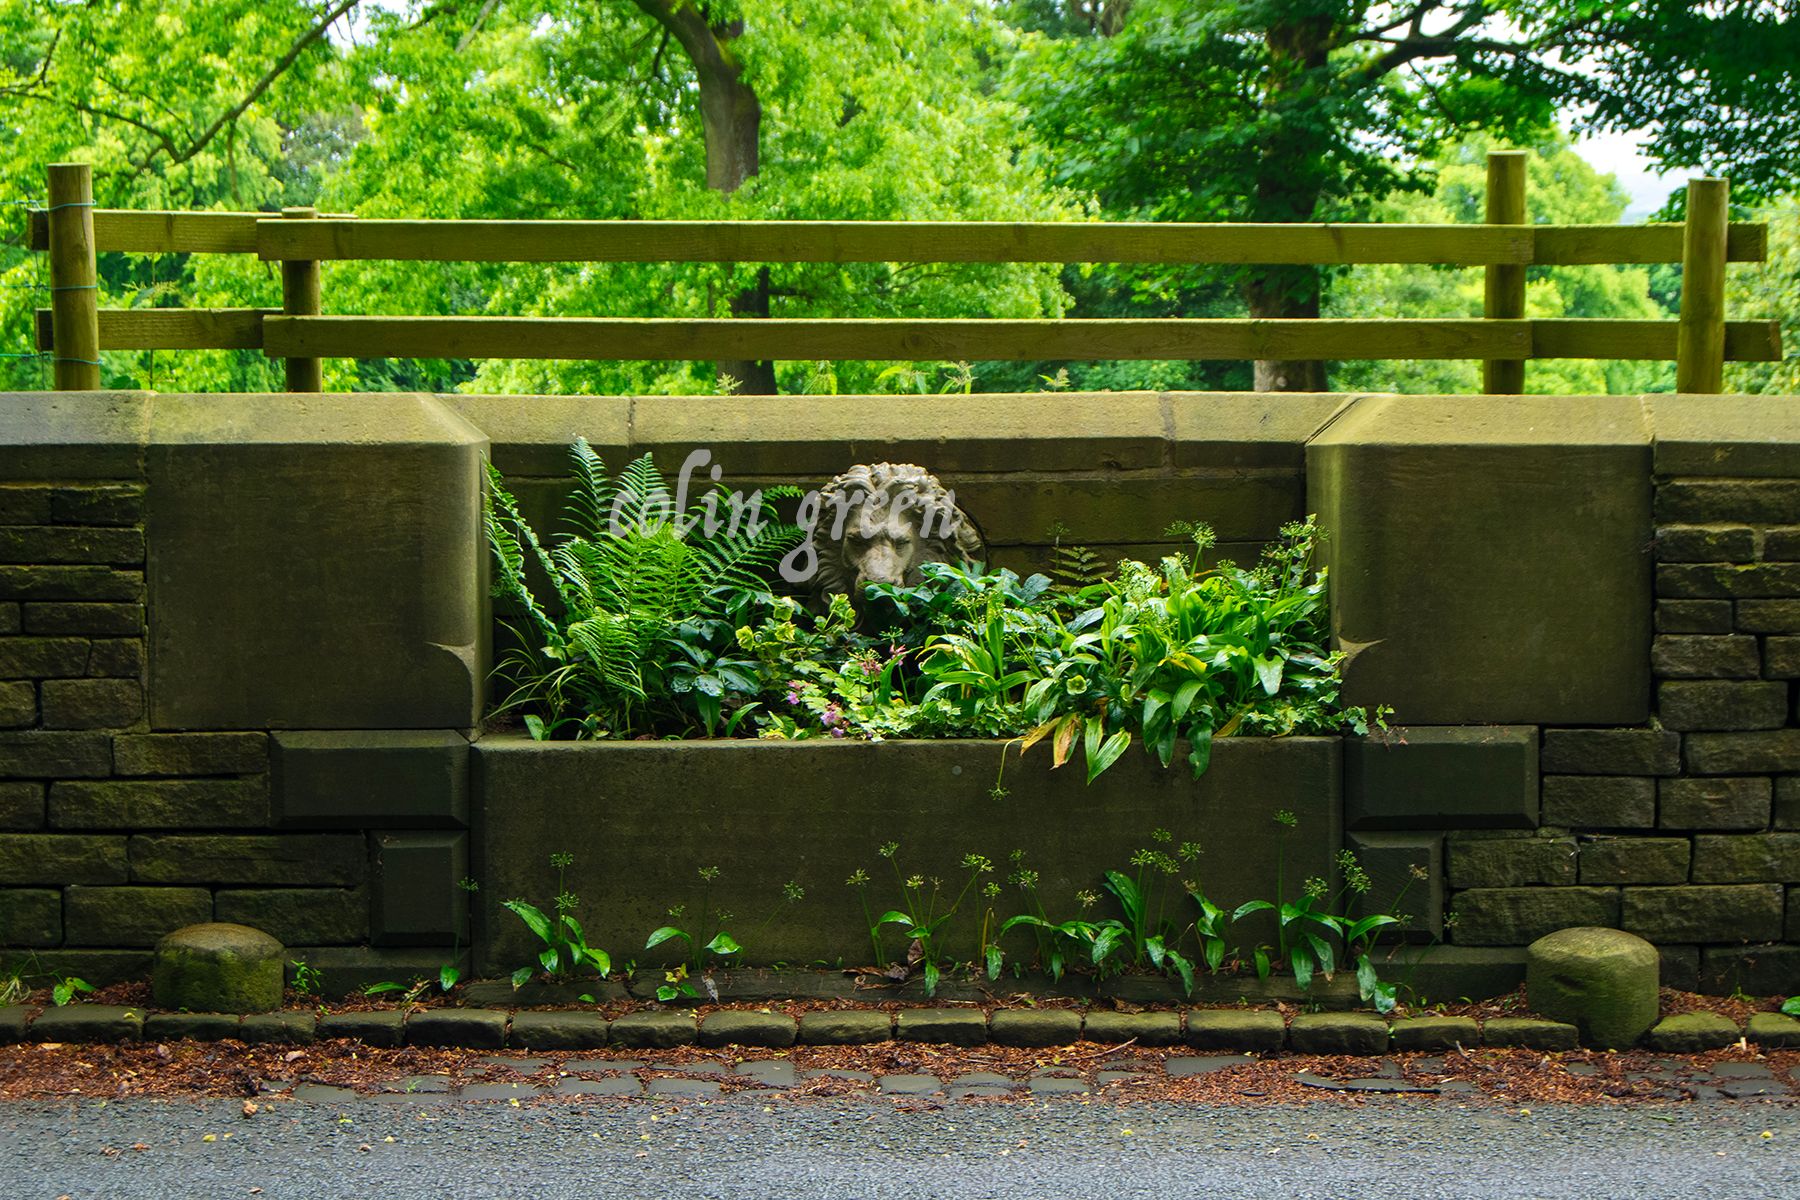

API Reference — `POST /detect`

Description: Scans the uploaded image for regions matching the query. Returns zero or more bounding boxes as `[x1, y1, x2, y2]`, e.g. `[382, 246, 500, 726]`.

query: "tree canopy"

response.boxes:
[1, 0, 1795, 395]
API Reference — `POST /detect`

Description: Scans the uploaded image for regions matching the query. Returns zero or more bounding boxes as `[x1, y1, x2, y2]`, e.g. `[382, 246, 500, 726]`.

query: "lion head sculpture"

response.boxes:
[805, 463, 986, 608]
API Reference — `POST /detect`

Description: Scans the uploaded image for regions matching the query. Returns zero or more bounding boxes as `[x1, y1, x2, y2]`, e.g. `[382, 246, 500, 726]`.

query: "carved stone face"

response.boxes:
[809, 463, 986, 608]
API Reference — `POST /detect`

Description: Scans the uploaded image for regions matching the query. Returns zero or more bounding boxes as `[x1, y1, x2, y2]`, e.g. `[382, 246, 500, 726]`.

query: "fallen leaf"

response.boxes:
[241, 1101, 258, 1118]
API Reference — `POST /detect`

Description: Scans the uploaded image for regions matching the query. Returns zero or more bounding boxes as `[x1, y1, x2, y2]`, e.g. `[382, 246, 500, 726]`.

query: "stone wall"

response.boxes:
[5, 390, 1800, 999]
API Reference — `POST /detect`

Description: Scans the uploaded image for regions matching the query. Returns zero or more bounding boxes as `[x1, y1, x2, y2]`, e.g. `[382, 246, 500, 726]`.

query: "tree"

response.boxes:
[1327, 133, 1676, 396]
[1004, 0, 1800, 391]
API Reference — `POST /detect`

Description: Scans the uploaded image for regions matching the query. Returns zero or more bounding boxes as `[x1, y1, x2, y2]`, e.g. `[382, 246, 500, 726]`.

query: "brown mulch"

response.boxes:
[0, 1035, 1794, 1108]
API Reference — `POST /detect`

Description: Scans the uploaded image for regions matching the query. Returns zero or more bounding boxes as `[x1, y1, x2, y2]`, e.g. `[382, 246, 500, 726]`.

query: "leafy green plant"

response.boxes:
[861, 842, 995, 997]
[646, 869, 806, 1002]
[485, 440, 799, 739]
[51, 974, 94, 1007]
[363, 978, 431, 1005]
[289, 959, 324, 998]
[438, 876, 480, 993]
[1781, 996, 1800, 1017]
[504, 853, 611, 988]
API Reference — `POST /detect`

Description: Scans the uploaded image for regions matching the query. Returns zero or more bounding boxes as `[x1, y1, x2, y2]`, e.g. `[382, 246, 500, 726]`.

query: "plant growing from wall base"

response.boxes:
[504, 853, 611, 987]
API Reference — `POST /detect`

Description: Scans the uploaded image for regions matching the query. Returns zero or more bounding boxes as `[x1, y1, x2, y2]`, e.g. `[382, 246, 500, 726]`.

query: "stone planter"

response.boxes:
[471, 734, 1340, 978]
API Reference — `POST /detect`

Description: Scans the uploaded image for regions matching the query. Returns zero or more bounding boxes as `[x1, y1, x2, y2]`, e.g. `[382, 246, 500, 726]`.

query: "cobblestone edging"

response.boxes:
[3, 1004, 1798, 1055]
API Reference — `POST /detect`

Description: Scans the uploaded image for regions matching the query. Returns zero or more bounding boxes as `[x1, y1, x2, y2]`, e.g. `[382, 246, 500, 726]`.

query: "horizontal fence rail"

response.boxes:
[30, 212, 1772, 266]
[35, 313, 1785, 363]
[24, 153, 1783, 393]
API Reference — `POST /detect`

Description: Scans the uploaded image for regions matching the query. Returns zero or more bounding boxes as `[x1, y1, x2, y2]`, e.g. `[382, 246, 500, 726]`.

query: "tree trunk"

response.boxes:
[633, 1, 778, 394]
[1247, 14, 1333, 392]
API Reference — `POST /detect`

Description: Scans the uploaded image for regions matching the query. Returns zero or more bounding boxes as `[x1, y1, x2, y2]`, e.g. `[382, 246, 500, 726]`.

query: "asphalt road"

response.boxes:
[2, 1093, 1796, 1199]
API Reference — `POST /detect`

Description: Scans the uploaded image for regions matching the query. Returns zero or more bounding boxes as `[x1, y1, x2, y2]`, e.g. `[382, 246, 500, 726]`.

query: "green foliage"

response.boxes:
[289, 959, 324, 999]
[1329, 133, 1677, 396]
[853, 842, 994, 997]
[50, 973, 93, 1007]
[504, 853, 611, 987]
[1729, 196, 1800, 397]
[486, 439, 799, 739]
[1782, 996, 1800, 1018]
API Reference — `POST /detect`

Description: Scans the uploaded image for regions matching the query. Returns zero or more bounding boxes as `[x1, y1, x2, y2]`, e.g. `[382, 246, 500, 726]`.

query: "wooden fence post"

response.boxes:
[46, 163, 100, 390]
[281, 206, 323, 392]
[1676, 178, 1729, 394]
[1482, 149, 1528, 395]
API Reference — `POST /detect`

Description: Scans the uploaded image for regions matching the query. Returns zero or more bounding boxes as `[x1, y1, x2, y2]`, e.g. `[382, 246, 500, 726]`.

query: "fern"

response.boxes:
[485, 440, 800, 738]
[1048, 541, 1108, 590]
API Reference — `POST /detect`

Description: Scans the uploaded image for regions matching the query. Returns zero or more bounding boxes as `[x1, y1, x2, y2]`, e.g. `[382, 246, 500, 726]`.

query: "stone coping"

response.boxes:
[3, 1003, 1795, 1053]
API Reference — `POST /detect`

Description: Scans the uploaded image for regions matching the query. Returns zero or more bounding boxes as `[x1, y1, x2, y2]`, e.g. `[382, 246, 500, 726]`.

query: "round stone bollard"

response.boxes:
[1525, 926, 1659, 1049]
[153, 923, 286, 1014]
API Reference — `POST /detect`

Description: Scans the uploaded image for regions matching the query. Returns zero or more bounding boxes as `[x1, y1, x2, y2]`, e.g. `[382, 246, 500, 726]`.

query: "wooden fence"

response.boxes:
[27, 151, 1781, 394]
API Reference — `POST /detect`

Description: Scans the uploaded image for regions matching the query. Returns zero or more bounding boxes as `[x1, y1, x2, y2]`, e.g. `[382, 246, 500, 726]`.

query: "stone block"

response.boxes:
[1525, 927, 1659, 1049]
[1646, 1012, 1740, 1052]
[1737, 599, 1800, 633]
[129, 835, 365, 886]
[1685, 730, 1800, 774]
[1652, 635, 1760, 679]
[1764, 637, 1800, 678]
[1481, 1018, 1579, 1050]
[405, 1008, 506, 1049]
[86, 639, 142, 678]
[0, 888, 60, 946]
[1448, 887, 1620, 946]
[1578, 838, 1689, 885]
[1658, 681, 1787, 731]
[22, 603, 142, 637]
[1344, 727, 1537, 830]
[1658, 479, 1800, 523]
[50, 779, 268, 829]
[0, 834, 126, 884]
[153, 923, 285, 1014]
[1655, 599, 1734, 633]
[1746, 1012, 1800, 1047]
[144, 1012, 242, 1042]
[1447, 835, 1576, 888]
[0, 566, 142, 603]
[1389, 1016, 1478, 1052]
[0, 948, 149, 987]
[1654, 525, 1755, 562]
[0, 782, 43, 830]
[896, 1009, 988, 1046]
[0, 681, 33, 728]
[1308, 395, 1650, 724]
[1542, 777, 1656, 829]
[273, 730, 469, 829]
[318, 1010, 405, 1046]
[1698, 944, 1800, 997]
[0, 637, 89, 679]
[697, 1011, 796, 1049]
[1659, 944, 1700, 992]
[1662, 561, 1800, 598]
[1766, 527, 1800, 560]
[1691, 834, 1800, 883]
[1621, 884, 1785, 943]
[213, 889, 366, 946]
[0, 526, 142, 566]
[30, 1005, 142, 1043]
[0, 1005, 32, 1043]
[286, 947, 466, 1000]
[1288, 1012, 1388, 1055]
[0, 486, 52, 524]
[1780, 778, 1800, 831]
[1659, 777, 1771, 829]
[237, 1012, 317, 1045]
[1645, 397, 1800, 477]
[1346, 832, 1442, 940]
[1183, 1009, 1287, 1052]
[52, 484, 143, 527]
[1080, 1011, 1183, 1046]
[511, 1011, 613, 1050]
[474, 736, 1340, 973]
[64, 886, 212, 947]
[0, 601, 16, 634]
[0, 393, 151, 480]
[1541, 729, 1680, 776]
[39, 679, 141, 729]
[146, 394, 485, 730]
[798, 1011, 893, 1045]
[373, 832, 467, 946]
[989, 1010, 1080, 1047]
[112, 733, 268, 777]
[609, 1011, 696, 1048]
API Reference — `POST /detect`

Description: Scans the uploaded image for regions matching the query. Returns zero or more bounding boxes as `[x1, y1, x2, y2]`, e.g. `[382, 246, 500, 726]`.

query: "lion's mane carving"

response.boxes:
[808, 463, 986, 607]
